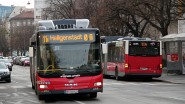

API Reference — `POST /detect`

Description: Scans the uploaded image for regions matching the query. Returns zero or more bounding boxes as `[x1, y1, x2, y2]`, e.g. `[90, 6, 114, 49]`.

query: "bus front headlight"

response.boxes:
[94, 82, 102, 86]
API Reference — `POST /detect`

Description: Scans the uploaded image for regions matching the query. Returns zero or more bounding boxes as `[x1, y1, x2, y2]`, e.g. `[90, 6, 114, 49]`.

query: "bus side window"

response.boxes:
[61, 25, 64, 29]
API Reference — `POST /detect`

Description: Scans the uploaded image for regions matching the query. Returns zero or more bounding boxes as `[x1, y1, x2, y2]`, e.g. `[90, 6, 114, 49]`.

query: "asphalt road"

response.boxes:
[0, 65, 185, 104]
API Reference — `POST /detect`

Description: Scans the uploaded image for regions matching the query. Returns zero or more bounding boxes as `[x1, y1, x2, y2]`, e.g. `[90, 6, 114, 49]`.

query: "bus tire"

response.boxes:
[115, 68, 120, 80]
[35, 82, 38, 95]
[38, 95, 45, 100]
[89, 92, 97, 98]
[31, 82, 35, 89]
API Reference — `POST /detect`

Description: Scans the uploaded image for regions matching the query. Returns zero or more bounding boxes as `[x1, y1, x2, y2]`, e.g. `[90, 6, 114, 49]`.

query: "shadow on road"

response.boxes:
[103, 75, 170, 83]
[40, 94, 100, 103]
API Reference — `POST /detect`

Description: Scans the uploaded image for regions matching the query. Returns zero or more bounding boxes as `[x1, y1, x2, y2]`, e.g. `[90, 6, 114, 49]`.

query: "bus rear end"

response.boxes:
[124, 41, 162, 78]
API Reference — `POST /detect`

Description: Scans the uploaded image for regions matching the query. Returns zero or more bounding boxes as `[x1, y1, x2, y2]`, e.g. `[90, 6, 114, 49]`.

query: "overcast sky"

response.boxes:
[0, 0, 34, 8]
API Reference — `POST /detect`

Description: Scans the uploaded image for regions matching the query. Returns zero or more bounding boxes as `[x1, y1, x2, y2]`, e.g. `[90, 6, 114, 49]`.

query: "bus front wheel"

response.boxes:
[89, 92, 97, 98]
[38, 95, 45, 100]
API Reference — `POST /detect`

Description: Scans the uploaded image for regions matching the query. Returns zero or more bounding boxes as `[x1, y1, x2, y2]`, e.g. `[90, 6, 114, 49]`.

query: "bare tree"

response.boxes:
[136, 0, 184, 36]
[41, 0, 185, 37]
[43, 0, 77, 19]
[0, 22, 9, 56]
[11, 25, 34, 56]
[103, 0, 149, 37]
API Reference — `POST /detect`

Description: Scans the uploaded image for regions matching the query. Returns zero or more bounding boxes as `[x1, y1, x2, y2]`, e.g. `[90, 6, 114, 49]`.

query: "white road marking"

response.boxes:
[0, 82, 176, 90]
[74, 100, 86, 104]
[104, 82, 176, 86]
[11, 86, 27, 89]
[13, 92, 28, 96]
[167, 96, 185, 101]
[151, 94, 185, 101]
[28, 92, 35, 95]
[0, 86, 7, 89]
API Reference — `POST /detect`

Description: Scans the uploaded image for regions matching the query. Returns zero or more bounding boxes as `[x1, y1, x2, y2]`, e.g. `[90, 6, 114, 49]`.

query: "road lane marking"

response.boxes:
[74, 100, 86, 104]
[0, 86, 6, 89]
[151, 94, 185, 101]
[104, 82, 176, 86]
[167, 96, 185, 101]
[12, 92, 28, 96]
[0, 83, 176, 90]
[11, 86, 27, 89]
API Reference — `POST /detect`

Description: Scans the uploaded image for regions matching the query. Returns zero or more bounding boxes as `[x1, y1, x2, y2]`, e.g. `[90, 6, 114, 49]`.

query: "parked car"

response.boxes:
[16, 56, 27, 65]
[8, 57, 13, 66]
[22, 58, 30, 66]
[0, 56, 3, 59]
[0, 62, 11, 83]
[0, 59, 13, 70]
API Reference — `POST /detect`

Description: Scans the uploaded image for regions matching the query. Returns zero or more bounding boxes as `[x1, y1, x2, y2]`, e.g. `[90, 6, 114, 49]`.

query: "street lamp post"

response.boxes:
[27, 1, 31, 5]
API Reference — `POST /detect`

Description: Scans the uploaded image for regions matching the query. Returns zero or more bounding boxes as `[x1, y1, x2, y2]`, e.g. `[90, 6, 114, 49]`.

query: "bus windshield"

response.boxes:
[38, 43, 101, 77]
[129, 41, 160, 56]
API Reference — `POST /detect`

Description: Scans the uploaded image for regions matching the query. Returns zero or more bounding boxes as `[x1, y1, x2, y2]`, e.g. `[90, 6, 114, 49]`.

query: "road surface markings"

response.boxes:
[74, 100, 86, 104]
[0, 86, 7, 89]
[151, 94, 185, 101]
[0, 83, 176, 90]
[104, 82, 176, 86]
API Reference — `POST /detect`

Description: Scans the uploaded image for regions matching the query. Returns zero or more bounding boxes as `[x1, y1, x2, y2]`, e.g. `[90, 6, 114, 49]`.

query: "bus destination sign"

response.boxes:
[40, 32, 95, 44]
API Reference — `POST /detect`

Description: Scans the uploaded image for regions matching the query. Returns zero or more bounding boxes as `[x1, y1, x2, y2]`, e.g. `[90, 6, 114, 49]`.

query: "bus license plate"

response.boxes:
[140, 68, 148, 70]
[65, 90, 78, 94]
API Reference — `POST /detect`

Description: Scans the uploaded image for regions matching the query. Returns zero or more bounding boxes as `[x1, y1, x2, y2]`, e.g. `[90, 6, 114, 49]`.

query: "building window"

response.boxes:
[17, 21, 20, 26]
[23, 21, 26, 26]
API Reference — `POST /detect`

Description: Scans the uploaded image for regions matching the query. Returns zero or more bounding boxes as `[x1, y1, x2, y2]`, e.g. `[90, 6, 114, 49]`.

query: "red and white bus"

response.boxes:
[102, 36, 162, 80]
[29, 19, 103, 100]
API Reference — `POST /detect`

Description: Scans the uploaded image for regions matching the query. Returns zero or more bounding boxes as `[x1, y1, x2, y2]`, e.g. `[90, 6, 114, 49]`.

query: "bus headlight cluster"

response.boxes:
[94, 82, 102, 86]
[39, 85, 48, 89]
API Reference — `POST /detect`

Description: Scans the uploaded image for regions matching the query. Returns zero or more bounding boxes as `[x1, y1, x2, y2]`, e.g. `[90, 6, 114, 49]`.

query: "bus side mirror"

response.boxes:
[102, 43, 108, 54]
[29, 47, 33, 57]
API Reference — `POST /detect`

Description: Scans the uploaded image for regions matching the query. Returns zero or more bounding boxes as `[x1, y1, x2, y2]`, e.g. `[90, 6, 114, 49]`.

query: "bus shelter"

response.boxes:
[161, 33, 185, 74]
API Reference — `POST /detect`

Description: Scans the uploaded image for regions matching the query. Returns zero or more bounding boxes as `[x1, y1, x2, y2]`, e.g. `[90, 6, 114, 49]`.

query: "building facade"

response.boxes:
[34, 0, 48, 23]
[10, 10, 34, 56]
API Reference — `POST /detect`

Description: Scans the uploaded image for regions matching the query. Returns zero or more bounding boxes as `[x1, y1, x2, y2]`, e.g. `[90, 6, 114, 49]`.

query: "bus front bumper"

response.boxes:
[38, 87, 103, 95]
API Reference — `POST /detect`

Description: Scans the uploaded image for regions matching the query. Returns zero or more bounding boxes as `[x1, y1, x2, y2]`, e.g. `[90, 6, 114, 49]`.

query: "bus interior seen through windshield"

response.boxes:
[38, 43, 101, 77]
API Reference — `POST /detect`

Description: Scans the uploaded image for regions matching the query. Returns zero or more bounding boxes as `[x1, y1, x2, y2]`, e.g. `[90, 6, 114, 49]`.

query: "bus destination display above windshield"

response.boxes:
[40, 32, 95, 44]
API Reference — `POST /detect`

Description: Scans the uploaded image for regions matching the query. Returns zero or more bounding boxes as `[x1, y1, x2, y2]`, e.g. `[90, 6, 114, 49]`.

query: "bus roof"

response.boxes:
[38, 19, 89, 30]
[101, 36, 153, 43]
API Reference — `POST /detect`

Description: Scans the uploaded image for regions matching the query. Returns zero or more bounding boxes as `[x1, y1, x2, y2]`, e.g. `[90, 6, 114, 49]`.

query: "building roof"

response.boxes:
[10, 10, 34, 20]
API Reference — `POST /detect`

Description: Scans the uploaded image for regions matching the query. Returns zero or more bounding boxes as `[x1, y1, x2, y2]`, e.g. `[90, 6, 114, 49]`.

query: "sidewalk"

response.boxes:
[157, 73, 185, 84]
[155, 68, 185, 84]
